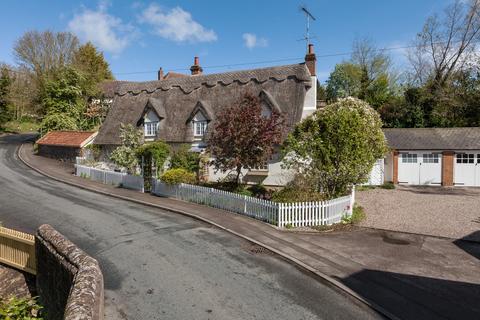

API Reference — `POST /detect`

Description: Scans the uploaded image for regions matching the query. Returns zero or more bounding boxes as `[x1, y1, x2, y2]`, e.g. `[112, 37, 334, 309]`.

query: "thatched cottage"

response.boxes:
[94, 45, 319, 186]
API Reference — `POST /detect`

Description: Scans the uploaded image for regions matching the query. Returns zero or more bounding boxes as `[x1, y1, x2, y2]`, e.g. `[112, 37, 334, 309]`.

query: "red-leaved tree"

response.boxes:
[208, 93, 286, 185]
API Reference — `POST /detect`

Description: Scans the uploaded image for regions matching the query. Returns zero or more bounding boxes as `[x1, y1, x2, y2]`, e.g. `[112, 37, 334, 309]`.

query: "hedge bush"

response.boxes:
[160, 168, 196, 185]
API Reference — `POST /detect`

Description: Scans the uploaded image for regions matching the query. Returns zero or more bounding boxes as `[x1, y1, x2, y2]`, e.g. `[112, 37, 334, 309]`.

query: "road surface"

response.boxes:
[0, 134, 381, 320]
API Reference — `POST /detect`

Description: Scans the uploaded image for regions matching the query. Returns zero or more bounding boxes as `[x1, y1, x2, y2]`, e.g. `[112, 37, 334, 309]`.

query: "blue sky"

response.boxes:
[0, 0, 451, 82]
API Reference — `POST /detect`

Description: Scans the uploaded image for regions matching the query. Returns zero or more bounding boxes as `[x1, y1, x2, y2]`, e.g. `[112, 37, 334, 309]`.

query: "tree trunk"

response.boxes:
[235, 164, 242, 186]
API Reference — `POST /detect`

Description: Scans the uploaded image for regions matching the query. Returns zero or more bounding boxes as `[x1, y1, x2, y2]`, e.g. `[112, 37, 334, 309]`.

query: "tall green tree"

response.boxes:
[0, 67, 13, 128]
[39, 67, 86, 134]
[73, 42, 114, 97]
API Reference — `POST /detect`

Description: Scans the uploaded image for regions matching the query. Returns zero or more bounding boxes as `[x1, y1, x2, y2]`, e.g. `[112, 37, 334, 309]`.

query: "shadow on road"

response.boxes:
[0, 133, 38, 144]
[454, 231, 480, 260]
[341, 269, 480, 320]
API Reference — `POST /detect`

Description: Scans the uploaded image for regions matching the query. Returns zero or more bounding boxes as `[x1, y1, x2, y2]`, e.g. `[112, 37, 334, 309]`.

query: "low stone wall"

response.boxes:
[35, 224, 104, 320]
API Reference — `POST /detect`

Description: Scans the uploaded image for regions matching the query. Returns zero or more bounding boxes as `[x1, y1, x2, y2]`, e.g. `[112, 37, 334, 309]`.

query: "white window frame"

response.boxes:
[456, 153, 475, 164]
[422, 153, 439, 163]
[144, 121, 158, 137]
[401, 153, 417, 163]
[193, 120, 208, 137]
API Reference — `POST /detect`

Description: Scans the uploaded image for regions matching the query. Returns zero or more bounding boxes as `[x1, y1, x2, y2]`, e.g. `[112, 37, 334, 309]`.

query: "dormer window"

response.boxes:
[145, 121, 159, 137]
[192, 111, 208, 138]
[143, 109, 160, 139]
[194, 120, 207, 137]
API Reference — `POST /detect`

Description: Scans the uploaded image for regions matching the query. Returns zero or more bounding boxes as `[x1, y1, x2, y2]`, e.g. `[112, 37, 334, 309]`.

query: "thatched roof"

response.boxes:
[98, 80, 128, 98]
[95, 63, 312, 145]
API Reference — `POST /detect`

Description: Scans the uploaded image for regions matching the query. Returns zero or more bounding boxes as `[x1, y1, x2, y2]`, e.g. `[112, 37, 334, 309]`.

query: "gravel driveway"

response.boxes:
[356, 186, 480, 242]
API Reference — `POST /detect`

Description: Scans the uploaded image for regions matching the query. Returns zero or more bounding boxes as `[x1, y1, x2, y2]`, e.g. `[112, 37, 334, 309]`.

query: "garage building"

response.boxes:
[383, 127, 480, 187]
[36, 131, 97, 162]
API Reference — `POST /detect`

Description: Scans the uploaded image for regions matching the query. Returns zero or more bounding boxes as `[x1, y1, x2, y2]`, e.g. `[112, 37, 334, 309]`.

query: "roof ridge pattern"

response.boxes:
[115, 64, 311, 96]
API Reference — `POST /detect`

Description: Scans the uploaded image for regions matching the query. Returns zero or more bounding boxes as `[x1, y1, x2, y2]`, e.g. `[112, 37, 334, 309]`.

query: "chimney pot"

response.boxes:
[305, 44, 316, 76]
[190, 56, 203, 75]
[157, 67, 164, 80]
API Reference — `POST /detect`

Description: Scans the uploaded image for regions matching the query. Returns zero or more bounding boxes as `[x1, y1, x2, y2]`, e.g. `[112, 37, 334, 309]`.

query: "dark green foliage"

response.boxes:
[271, 175, 326, 203]
[0, 67, 12, 128]
[169, 144, 201, 173]
[73, 42, 114, 97]
[380, 182, 395, 189]
[39, 67, 86, 134]
[283, 98, 388, 199]
[136, 141, 170, 191]
[160, 168, 196, 185]
[0, 296, 44, 319]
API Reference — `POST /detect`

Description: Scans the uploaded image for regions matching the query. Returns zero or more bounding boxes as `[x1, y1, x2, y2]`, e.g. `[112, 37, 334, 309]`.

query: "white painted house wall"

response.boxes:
[301, 75, 317, 119]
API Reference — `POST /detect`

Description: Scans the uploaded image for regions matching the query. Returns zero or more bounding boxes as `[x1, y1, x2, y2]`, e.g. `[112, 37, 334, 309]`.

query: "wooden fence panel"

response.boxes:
[0, 227, 36, 275]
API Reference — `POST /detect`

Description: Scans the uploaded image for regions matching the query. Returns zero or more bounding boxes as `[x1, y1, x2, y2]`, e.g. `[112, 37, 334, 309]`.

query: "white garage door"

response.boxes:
[454, 153, 480, 186]
[398, 152, 442, 185]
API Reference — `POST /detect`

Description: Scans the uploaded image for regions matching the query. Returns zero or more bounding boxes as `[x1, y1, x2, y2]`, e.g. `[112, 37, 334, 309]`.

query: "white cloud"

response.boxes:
[242, 33, 268, 49]
[68, 5, 134, 54]
[140, 4, 217, 43]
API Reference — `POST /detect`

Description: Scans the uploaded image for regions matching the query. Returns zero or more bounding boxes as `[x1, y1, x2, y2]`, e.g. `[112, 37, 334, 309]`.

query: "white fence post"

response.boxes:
[349, 185, 355, 216]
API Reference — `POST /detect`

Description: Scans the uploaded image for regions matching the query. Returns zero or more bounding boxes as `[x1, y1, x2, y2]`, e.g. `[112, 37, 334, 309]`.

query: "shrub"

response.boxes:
[272, 176, 326, 203]
[110, 124, 143, 173]
[0, 296, 44, 319]
[380, 182, 395, 189]
[169, 144, 200, 173]
[160, 168, 196, 185]
[39, 113, 78, 135]
[282, 97, 388, 198]
[342, 204, 366, 224]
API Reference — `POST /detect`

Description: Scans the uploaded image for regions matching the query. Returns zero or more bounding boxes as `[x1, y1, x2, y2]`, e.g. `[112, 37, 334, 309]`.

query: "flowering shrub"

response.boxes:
[160, 168, 196, 185]
[283, 97, 388, 198]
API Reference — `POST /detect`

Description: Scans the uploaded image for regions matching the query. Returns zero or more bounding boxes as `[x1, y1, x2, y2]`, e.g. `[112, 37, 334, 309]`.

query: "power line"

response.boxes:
[111, 43, 429, 76]
[2, 40, 475, 77]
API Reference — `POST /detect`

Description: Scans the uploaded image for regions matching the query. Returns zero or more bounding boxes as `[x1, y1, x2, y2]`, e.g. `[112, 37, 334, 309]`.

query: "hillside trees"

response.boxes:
[8, 31, 114, 132]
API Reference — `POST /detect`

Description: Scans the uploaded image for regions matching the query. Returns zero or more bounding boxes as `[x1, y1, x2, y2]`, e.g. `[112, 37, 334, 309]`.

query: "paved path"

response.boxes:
[9, 133, 480, 320]
[0, 134, 380, 319]
[357, 186, 480, 241]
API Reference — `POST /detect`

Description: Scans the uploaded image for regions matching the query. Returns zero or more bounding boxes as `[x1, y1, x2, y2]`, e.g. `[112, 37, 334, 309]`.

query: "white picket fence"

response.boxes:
[152, 179, 354, 228]
[74, 165, 144, 192]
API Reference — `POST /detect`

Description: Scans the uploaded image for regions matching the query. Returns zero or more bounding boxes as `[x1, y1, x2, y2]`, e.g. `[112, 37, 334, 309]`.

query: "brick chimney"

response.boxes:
[190, 56, 203, 75]
[304, 44, 316, 76]
[157, 67, 164, 80]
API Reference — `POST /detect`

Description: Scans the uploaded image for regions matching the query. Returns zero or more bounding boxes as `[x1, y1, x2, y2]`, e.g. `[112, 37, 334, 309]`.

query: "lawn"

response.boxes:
[1, 120, 39, 133]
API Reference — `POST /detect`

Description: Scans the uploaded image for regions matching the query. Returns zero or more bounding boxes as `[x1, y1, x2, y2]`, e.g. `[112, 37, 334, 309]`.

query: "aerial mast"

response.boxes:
[299, 5, 316, 50]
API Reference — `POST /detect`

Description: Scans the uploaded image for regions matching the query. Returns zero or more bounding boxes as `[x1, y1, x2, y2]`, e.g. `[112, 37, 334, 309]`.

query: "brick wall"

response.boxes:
[392, 151, 399, 184]
[35, 224, 104, 320]
[37, 145, 82, 162]
[442, 151, 454, 186]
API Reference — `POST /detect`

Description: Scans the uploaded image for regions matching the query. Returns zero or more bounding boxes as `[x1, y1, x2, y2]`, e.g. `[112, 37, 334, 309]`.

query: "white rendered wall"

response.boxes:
[301, 75, 317, 119]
